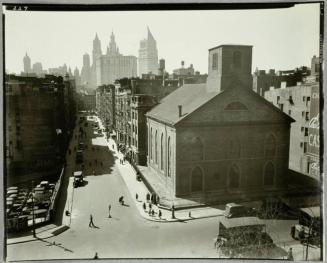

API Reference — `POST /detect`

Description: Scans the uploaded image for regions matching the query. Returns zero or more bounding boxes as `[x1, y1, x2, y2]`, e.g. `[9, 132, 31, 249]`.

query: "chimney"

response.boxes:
[131, 79, 136, 95]
[178, 105, 182, 117]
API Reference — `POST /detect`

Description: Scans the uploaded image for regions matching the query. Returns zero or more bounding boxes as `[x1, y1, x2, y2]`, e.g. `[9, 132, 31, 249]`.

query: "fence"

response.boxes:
[48, 166, 65, 221]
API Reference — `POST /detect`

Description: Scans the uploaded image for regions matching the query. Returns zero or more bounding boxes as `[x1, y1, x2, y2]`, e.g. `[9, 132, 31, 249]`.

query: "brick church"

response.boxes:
[146, 45, 294, 203]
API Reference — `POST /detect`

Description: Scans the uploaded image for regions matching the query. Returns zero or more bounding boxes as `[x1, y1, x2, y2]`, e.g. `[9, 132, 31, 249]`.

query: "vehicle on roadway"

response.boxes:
[73, 171, 84, 188]
[224, 203, 256, 218]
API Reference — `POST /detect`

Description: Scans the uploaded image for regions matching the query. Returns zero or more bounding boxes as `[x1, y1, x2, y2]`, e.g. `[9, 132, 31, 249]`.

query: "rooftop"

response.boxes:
[209, 44, 253, 51]
[146, 83, 220, 125]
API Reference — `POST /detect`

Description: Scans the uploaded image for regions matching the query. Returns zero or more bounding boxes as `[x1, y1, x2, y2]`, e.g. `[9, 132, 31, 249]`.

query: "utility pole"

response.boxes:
[31, 180, 36, 237]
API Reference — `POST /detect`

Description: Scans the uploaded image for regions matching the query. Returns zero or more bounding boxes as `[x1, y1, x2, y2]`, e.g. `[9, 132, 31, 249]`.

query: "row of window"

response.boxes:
[149, 128, 172, 177]
[189, 161, 275, 192]
[301, 127, 309, 136]
[277, 95, 310, 105]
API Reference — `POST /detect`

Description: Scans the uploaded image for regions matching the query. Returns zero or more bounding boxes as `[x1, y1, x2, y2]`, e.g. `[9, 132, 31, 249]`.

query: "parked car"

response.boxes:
[224, 203, 255, 218]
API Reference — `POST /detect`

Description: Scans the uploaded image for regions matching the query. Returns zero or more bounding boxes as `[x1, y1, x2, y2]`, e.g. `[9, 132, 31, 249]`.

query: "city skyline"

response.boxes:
[5, 3, 320, 75]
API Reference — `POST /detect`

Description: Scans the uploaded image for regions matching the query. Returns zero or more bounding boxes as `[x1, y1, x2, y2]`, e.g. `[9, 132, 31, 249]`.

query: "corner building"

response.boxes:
[146, 45, 293, 203]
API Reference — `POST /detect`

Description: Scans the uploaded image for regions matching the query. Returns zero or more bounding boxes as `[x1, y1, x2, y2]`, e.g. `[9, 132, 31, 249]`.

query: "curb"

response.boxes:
[140, 212, 224, 223]
[7, 225, 70, 245]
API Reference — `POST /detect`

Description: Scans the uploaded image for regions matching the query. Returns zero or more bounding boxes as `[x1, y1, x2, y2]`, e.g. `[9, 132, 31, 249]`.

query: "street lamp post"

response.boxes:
[31, 180, 36, 237]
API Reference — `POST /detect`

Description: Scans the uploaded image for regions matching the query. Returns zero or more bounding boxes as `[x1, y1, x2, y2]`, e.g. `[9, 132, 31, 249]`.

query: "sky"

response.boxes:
[4, 3, 321, 75]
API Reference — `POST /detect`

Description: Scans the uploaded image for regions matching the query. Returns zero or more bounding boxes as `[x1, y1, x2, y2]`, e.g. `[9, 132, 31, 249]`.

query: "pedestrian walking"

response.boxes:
[146, 193, 150, 202]
[93, 252, 98, 259]
[148, 209, 152, 216]
[149, 203, 152, 210]
[136, 193, 138, 200]
[143, 202, 146, 211]
[158, 210, 162, 219]
[189, 211, 192, 218]
[287, 248, 294, 261]
[113, 144, 114, 149]
[151, 210, 155, 217]
[89, 214, 96, 228]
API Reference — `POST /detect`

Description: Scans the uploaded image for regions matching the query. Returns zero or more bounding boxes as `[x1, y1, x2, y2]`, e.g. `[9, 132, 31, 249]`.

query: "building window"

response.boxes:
[191, 167, 203, 192]
[301, 127, 304, 132]
[155, 130, 158, 164]
[289, 96, 294, 105]
[160, 133, 164, 170]
[212, 53, 218, 70]
[280, 104, 284, 111]
[288, 110, 291, 116]
[263, 162, 275, 186]
[305, 112, 310, 121]
[229, 165, 240, 189]
[304, 142, 308, 153]
[233, 51, 242, 69]
[277, 96, 280, 104]
[167, 137, 171, 177]
[304, 128, 309, 136]
[300, 142, 303, 148]
[265, 134, 276, 157]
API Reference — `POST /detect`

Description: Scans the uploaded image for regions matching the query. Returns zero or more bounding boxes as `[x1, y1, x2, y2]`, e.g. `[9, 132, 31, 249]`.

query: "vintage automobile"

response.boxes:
[73, 171, 84, 188]
[224, 203, 255, 218]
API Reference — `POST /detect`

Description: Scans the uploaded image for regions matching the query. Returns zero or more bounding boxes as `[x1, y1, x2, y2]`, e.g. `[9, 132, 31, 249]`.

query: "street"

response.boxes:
[6, 114, 321, 261]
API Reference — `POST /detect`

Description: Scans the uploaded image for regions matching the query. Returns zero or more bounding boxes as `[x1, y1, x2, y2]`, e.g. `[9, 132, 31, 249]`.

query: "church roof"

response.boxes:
[146, 82, 294, 126]
[146, 84, 220, 125]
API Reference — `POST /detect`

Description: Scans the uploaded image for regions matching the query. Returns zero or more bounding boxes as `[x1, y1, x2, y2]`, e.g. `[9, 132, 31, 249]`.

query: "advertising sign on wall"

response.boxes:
[307, 85, 320, 157]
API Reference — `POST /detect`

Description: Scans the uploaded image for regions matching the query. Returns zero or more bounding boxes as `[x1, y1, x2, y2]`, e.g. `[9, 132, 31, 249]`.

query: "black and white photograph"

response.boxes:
[2, 1, 324, 261]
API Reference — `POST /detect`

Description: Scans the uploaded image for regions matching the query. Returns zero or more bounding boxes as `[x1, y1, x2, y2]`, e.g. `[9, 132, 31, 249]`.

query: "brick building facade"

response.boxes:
[5, 74, 76, 184]
[146, 45, 293, 203]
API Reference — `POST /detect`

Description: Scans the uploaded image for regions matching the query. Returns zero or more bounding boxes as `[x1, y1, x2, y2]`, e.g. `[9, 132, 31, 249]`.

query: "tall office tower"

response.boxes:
[90, 33, 102, 89]
[138, 27, 159, 76]
[23, 52, 32, 74]
[81, 53, 91, 87]
[96, 31, 137, 85]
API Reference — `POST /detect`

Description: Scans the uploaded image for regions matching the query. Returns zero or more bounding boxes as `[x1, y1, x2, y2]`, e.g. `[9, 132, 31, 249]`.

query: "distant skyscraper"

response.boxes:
[90, 33, 102, 90]
[81, 53, 91, 87]
[32, 62, 44, 76]
[138, 27, 159, 76]
[96, 31, 137, 85]
[23, 52, 31, 74]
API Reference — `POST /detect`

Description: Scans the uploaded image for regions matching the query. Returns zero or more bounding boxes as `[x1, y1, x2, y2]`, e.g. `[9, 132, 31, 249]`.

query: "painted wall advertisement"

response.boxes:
[307, 85, 320, 178]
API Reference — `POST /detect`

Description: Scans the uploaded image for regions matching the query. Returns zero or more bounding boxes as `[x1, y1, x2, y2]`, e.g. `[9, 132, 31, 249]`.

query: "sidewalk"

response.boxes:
[96, 117, 225, 222]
